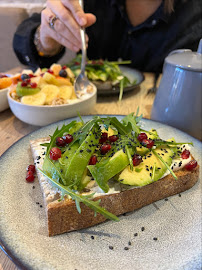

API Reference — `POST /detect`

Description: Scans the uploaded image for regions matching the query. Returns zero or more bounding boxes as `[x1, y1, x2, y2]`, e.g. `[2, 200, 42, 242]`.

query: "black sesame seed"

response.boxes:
[32, 186, 35, 189]
[36, 156, 41, 160]
[179, 193, 181, 197]
[141, 227, 145, 231]
[124, 247, 129, 250]
[80, 150, 83, 153]
[40, 205, 43, 208]
[149, 173, 152, 177]
[36, 202, 39, 204]
[165, 198, 168, 201]
[146, 168, 149, 171]
[134, 233, 138, 237]
[65, 156, 68, 159]
[109, 246, 114, 250]
[153, 237, 158, 241]
[91, 235, 94, 239]
[128, 241, 132, 246]
[87, 149, 91, 153]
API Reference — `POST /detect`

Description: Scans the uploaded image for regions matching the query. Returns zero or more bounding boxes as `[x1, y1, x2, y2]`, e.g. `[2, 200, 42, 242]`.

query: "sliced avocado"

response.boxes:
[16, 82, 40, 97]
[118, 145, 173, 186]
[64, 126, 100, 189]
[88, 149, 130, 193]
[42, 157, 62, 182]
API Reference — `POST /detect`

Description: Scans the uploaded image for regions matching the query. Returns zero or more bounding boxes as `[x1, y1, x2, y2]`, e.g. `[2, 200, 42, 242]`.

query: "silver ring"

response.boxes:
[48, 15, 58, 30]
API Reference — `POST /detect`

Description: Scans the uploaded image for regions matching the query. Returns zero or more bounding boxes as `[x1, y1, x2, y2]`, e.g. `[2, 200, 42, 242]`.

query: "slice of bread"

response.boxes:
[30, 138, 199, 236]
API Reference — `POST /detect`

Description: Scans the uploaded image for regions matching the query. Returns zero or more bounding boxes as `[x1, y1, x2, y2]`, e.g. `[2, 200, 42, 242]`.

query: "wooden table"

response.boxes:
[0, 71, 158, 270]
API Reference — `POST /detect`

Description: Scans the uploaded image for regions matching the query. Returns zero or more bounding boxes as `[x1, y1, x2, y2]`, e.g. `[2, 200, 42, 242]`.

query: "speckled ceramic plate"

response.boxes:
[0, 116, 201, 270]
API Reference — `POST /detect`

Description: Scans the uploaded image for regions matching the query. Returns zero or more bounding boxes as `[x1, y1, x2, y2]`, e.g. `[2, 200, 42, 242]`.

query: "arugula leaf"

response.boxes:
[38, 168, 119, 221]
[122, 112, 141, 134]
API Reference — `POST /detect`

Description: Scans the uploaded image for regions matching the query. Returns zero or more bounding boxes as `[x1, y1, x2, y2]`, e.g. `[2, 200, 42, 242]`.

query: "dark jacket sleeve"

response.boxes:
[13, 13, 65, 70]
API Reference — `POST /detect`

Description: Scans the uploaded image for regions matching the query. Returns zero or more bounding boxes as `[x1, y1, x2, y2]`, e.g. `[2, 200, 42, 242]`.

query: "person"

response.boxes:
[13, 0, 201, 73]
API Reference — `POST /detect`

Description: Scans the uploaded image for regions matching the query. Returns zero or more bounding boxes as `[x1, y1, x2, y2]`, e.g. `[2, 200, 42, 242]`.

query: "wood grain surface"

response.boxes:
[0, 71, 158, 270]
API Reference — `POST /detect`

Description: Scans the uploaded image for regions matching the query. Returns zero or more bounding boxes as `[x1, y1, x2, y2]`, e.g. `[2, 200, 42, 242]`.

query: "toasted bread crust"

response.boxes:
[47, 166, 199, 236]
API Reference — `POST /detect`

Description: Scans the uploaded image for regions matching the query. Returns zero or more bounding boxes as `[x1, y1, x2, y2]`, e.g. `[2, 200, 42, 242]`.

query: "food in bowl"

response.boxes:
[9, 64, 94, 106]
[0, 74, 12, 90]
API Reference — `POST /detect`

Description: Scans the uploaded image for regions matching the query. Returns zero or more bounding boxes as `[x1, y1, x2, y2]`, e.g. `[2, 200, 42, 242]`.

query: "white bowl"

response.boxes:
[0, 87, 9, 112]
[7, 85, 97, 126]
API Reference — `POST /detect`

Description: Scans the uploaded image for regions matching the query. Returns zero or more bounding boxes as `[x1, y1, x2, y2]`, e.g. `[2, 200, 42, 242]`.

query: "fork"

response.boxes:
[147, 73, 160, 95]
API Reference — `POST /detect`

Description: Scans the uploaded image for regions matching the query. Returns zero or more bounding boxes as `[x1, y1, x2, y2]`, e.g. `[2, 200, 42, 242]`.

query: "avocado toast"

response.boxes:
[30, 113, 199, 236]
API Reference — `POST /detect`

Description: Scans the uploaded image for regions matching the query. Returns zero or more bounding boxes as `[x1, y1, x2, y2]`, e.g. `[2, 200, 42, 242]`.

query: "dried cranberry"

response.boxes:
[26, 171, 35, 182]
[50, 147, 61, 160]
[133, 154, 143, 166]
[63, 134, 73, 144]
[56, 137, 66, 147]
[59, 69, 67, 78]
[109, 135, 119, 143]
[100, 144, 111, 154]
[137, 132, 148, 142]
[27, 164, 36, 173]
[185, 160, 197, 171]
[88, 155, 98, 165]
[30, 82, 37, 88]
[99, 132, 108, 143]
[141, 139, 154, 149]
[181, 149, 190, 159]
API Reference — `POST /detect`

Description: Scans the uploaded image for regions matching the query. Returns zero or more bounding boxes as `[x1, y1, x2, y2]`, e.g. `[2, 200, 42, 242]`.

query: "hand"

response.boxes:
[40, 0, 96, 54]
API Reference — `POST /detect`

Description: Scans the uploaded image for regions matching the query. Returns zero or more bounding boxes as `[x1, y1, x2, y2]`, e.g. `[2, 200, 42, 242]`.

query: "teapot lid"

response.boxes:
[165, 40, 202, 72]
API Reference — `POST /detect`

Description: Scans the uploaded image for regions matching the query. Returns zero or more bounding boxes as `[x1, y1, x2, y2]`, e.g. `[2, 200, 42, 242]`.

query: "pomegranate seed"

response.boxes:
[47, 69, 54, 74]
[30, 82, 37, 88]
[185, 160, 197, 171]
[141, 139, 154, 149]
[74, 61, 80, 65]
[0, 74, 8, 78]
[137, 133, 148, 142]
[100, 144, 111, 154]
[26, 171, 35, 182]
[21, 81, 28, 87]
[181, 149, 190, 159]
[27, 164, 36, 173]
[88, 155, 98, 165]
[62, 65, 67, 69]
[133, 154, 143, 166]
[25, 78, 31, 84]
[63, 134, 73, 144]
[56, 137, 66, 147]
[99, 132, 108, 143]
[50, 147, 61, 160]
[109, 135, 119, 143]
